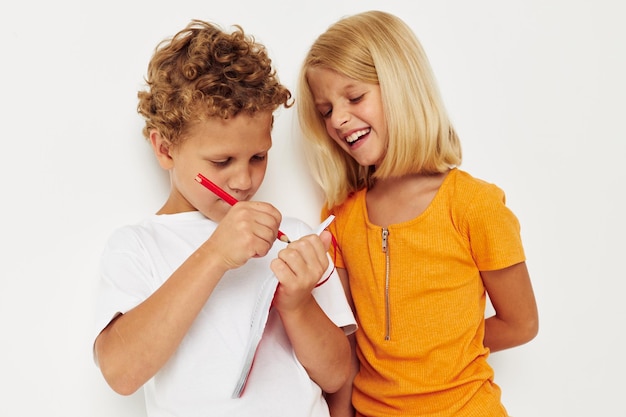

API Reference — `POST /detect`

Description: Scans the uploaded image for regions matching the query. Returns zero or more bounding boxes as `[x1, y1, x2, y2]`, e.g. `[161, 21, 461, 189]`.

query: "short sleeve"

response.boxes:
[93, 227, 154, 346]
[463, 184, 526, 271]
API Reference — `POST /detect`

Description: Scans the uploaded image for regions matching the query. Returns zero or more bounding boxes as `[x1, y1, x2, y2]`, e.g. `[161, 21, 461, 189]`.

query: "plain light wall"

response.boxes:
[1, 1, 624, 416]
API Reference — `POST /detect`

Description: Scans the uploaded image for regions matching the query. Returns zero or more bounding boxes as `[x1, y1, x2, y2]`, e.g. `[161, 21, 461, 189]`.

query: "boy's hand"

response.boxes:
[207, 201, 282, 269]
[270, 231, 332, 313]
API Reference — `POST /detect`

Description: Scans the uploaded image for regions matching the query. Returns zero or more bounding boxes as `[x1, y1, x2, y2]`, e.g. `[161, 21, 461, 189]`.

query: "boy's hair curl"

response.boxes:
[137, 20, 292, 145]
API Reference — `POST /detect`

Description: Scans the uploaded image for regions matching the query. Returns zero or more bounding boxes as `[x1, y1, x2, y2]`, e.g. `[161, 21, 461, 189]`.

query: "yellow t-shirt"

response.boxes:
[323, 169, 525, 417]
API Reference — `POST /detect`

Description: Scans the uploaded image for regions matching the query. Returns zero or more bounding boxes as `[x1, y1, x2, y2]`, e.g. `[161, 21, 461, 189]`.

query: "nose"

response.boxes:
[227, 164, 253, 194]
[330, 104, 350, 129]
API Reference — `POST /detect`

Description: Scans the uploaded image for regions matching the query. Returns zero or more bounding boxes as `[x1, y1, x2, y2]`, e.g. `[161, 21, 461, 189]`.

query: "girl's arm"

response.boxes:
[271, 233, 351, 393]
[482, 261, 539, 352]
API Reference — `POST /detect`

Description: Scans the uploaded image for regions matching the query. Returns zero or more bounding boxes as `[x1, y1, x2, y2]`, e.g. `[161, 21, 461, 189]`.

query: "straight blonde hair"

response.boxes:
[297, 10, 462, 207]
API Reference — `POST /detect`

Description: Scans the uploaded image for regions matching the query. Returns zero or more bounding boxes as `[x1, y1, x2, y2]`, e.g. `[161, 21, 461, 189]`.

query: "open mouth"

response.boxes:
[345, 128, 370, 145]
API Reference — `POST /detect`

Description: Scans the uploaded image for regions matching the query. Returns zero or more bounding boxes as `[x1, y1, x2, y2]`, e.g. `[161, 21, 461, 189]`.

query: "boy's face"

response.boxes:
[154, 112, 273, 222]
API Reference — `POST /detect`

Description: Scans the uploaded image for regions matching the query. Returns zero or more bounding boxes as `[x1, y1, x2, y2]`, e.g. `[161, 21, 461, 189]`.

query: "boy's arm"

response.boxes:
[278, 295, 351, 393]
[482, 261, 539, 352]
[94, 202, 281, 395]
[326, 333, 358, 417]
[271, 232, 351, 393]
[325, 268, 357, 417]
[95, 243, 229, 395]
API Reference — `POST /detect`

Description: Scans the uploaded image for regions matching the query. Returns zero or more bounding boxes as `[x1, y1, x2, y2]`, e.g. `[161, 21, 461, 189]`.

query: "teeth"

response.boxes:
[345, 129, 370, 143]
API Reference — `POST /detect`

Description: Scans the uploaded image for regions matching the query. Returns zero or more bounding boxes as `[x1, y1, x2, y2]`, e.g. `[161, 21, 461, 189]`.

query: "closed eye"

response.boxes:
[319, 107, 332, 119]
[319, 94, 364, 119]
[211, 158, 231, 167]
[349, 94, 364, 103]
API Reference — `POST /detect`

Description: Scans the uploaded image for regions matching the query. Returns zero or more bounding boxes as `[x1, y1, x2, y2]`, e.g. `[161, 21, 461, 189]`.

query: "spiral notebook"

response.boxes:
[232, 215, 335, 398]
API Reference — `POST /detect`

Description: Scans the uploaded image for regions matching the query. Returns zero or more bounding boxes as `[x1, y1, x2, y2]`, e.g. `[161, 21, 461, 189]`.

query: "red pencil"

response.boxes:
[195, 173, 291, 243]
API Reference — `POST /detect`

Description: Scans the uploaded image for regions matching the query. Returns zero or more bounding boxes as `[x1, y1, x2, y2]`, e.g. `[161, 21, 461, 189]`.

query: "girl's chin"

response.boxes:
[352, 155, 381, 168]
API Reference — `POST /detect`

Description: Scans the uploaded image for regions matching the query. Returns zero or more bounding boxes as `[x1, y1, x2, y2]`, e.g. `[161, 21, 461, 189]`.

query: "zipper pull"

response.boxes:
[382, 228, 389, 253]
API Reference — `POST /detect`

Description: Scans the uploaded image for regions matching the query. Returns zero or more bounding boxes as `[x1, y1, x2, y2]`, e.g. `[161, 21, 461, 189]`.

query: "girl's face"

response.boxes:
[151, 112, 272, 222]
[306, 66, 387, 168]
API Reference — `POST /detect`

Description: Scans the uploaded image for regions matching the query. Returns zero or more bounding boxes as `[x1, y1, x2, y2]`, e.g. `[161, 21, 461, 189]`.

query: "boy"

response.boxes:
[93, 19, 355, 417]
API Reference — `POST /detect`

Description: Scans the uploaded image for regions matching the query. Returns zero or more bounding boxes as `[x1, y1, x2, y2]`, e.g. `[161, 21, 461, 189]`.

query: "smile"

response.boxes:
[345, 128, 370, 144]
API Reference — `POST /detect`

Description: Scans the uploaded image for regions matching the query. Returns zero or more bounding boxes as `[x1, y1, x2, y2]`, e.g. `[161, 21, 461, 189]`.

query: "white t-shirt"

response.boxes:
[94, 211, 356, 417]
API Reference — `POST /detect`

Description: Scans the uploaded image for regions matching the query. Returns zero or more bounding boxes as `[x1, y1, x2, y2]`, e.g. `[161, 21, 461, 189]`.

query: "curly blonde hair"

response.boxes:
[138, 19, 293, 145]
[297, 11, 461, 207]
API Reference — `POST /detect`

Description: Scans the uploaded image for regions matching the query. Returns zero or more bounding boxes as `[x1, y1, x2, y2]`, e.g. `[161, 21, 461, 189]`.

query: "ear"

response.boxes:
[149, 129, 174, 169]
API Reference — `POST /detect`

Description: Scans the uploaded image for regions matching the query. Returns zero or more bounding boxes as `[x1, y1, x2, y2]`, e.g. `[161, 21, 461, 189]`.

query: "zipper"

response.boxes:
[382, 228, 391, 340]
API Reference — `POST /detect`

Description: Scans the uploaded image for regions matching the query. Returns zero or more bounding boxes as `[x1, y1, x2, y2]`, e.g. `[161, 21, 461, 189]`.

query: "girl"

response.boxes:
[297, 10, 538, 417]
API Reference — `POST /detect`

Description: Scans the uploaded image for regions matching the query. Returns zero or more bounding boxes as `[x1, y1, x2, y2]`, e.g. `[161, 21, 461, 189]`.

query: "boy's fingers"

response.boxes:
[318, 230, 332, 251]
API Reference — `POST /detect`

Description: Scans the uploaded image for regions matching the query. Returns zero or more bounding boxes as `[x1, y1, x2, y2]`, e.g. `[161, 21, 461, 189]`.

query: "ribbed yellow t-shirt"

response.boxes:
[323, 169, 525, 417]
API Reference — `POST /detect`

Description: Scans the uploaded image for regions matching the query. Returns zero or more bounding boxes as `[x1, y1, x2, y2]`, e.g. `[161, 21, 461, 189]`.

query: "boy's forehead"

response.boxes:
[180, 113, 274, 151]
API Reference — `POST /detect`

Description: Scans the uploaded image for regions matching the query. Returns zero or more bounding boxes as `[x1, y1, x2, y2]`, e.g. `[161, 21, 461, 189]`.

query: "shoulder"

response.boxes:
[320, 189, 366, 246]
[102, 220, 160, 262]
[450, 169, 503, 193]
[108, 223, 145, 246]
[447, 169, 521, 236]
[447, 169, 506, 206]
[104, 213, 197, 251]
[323, 188, 365, 220]
[444, 169, 519, 232]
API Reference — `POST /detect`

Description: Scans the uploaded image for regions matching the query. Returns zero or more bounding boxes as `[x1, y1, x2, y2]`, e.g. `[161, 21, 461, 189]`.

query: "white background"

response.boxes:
[1, 1, 624, 416]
